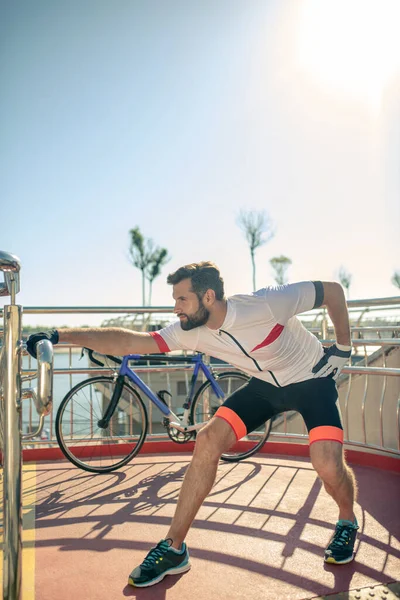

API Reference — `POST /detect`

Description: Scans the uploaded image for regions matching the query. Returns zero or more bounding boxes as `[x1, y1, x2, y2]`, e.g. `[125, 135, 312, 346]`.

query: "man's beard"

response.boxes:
[179, 302, 210, 331]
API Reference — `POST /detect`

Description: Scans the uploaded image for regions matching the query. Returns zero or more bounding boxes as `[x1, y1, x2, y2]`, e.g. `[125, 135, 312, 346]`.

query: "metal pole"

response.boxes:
[3, 304, 22, 600]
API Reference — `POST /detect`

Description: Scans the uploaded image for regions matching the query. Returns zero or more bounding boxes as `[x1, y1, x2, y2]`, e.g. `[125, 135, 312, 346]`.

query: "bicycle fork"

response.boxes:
[97, 375, 124, 429]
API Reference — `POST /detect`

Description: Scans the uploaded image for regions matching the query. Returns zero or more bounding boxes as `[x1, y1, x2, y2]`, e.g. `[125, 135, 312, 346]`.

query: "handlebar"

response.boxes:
[0, 250, 21, 302]
[84, 347, 201, 366]
[21, 339, 54, 439]
[35, 339, 54, 416]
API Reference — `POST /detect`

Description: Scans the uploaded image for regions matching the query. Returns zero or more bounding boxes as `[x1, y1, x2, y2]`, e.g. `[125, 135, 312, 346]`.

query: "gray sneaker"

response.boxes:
[128, 538, 191, 587]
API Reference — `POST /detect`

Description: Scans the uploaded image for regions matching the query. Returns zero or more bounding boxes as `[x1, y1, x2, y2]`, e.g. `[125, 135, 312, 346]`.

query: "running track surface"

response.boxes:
[1, 453, 399, 600]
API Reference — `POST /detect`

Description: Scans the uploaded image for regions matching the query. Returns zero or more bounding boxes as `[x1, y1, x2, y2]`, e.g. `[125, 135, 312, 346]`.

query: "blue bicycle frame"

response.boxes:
[119, 353, 227, 433]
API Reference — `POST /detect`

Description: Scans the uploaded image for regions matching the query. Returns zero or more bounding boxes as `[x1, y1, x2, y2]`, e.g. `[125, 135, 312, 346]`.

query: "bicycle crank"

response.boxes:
[165, 422, 194, 444]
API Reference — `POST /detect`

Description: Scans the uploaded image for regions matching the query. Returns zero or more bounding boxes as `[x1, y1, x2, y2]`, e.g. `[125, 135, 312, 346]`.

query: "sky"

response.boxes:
[1, 0, 400, 327]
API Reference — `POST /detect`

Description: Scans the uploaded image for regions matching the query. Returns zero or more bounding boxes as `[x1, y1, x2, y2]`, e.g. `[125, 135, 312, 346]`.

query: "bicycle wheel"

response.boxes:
[190, 371, 271, 462]
[56, 376, 148, 473]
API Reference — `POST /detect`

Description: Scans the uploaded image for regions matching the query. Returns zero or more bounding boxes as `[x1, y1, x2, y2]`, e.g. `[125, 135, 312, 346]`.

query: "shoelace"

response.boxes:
[330, 524, 355, 548]
[142, 539, 171, 568]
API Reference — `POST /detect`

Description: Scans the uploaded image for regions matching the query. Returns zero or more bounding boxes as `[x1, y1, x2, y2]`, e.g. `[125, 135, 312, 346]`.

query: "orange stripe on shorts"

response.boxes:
[214, 406, 247, 441]
[309, 425, 344, 445]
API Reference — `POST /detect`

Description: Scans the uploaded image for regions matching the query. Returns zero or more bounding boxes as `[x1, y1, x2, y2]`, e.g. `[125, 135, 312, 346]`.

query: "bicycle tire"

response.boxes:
[56, 376, 148, 473]
[190, 371, 271, 462]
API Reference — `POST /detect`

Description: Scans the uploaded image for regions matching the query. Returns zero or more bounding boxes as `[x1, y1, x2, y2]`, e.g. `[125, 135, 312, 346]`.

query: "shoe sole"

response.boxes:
[324, 554, 355, 565]
[128, 561, 191, 587]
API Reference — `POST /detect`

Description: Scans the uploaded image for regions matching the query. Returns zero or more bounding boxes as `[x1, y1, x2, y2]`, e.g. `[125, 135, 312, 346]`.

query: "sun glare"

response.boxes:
[296, 0, 400, 112]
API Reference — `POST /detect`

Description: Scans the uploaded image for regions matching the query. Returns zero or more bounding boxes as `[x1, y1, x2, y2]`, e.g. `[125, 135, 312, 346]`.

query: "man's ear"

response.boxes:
[203, 289, 216, 306]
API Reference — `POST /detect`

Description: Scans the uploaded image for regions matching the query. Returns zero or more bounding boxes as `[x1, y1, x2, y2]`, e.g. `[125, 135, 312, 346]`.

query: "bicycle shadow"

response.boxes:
[31, 456, 312, 551]
[28, 458, 266, 572]
[31, 457, 264, 526]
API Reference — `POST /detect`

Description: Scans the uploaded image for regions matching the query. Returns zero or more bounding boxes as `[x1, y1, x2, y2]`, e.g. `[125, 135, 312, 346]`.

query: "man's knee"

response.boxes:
[310, 441, 347, 483]
[194, 417, 237, 459]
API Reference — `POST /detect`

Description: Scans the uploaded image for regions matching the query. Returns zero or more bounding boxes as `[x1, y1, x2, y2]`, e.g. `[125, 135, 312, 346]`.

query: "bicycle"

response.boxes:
[55, 350, 272, 474]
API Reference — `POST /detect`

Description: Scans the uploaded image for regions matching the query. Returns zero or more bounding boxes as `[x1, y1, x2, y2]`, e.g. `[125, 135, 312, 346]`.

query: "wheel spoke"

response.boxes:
[56, 377, 147, 473]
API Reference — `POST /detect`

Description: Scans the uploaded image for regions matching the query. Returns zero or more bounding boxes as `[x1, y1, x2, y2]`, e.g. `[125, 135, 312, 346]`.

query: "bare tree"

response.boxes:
[237, 209, 275, 291]
[270, 255, 292, 286]
[338, 266, 352, 299]
[392, 271, 400, 290]
[128, 227, 170, 306]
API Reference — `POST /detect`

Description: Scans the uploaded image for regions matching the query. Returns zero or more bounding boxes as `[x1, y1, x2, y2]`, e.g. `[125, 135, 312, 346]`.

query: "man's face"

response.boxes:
[172, 278, 210, 331]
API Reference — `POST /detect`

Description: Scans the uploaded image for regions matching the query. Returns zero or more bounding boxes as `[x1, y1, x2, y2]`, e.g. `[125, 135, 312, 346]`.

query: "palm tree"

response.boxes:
[270, 255, 292, 285]
[237, 209, 275, 291]
[128, 227, 170, 306]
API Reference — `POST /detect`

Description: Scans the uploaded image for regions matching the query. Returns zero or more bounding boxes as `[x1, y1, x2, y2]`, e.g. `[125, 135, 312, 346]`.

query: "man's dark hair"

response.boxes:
[167, 261, 225, 301]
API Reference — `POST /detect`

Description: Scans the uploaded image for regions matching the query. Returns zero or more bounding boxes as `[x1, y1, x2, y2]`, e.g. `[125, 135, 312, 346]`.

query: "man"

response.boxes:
[27, 261, 358, 588]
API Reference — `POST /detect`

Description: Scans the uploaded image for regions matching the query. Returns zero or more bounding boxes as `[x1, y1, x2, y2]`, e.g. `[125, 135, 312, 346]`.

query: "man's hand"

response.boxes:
[26, 330, 59, 359]
[312, 343, 352, 380]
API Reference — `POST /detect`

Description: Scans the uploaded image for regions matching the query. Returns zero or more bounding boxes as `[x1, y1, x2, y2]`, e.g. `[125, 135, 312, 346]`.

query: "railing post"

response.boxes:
[3, 305, 23, 600]
[1, 251, 22, 600]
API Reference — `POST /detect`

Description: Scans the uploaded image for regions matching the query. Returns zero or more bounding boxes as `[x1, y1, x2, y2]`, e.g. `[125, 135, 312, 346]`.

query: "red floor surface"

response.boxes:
[25, 454, 400, 600]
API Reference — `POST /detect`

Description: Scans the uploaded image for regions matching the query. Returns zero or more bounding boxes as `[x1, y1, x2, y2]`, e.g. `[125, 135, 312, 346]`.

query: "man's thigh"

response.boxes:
[288, 378, 344, 446]
[214, 377, 282, 440]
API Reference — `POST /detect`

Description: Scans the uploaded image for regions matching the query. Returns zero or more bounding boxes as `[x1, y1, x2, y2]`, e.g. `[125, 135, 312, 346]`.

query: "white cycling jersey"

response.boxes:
[150, 281, 325, 387]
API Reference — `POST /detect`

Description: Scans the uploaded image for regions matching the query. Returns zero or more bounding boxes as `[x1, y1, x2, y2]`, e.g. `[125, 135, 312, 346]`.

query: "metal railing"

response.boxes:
[2, 295, 399, 451]
[0, 251, 54, 600]
[0, 251, 22, 600]
[14, 298, 400, 459]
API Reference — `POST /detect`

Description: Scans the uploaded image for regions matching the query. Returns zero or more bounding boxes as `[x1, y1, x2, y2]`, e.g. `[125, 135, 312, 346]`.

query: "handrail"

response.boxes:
[350, 326, 400, 332]
[20, 363, 400, 377]
[346, 297, 400, 307]
[36, 340, 54, 415]
[0, 251, 21, 305]
[308, 326, 400, 334]
[0, 295, 398, 317]
[21, 340, 54, 439]
[0, 251, 22, 600]
[345, 366, 400, 377]
[6, 305, 175, 314]
[320, 339, 400, 347]
[0, 252, 55, 600]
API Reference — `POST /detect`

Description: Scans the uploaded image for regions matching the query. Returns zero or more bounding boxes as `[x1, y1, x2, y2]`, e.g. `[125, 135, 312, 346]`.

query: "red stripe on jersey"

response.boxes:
[251, 323, 284, 352]
[149, 331, 170, 353]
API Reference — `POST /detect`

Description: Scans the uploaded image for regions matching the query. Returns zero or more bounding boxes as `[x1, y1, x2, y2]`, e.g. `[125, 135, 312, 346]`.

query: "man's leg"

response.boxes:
[310, 440, 357, 521]
[310, 440, 359, 564]
[128, 416, 237, 587]
[166, 377, 277, 548]
[167, 416, 237, 548]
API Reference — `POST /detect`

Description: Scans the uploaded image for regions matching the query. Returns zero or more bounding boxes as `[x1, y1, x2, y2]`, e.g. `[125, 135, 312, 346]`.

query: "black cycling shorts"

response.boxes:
[215, 376, 343, 445]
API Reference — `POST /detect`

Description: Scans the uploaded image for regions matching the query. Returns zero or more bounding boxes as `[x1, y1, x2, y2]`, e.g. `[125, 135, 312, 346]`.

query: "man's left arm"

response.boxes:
[321, 282, 351, 346]
[312, 281, 352, 379]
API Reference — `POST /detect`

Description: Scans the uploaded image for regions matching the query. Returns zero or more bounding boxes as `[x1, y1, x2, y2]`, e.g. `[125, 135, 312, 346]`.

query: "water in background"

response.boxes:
[22, 351, 91, 437]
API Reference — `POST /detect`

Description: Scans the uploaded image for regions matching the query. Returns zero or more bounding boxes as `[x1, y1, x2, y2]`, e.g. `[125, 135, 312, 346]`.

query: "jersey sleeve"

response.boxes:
[149, 321, 199, 353]
[255, 281, 323, 324]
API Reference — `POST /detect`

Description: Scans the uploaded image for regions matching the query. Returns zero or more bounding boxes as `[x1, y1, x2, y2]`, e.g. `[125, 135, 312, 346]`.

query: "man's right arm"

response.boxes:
[57, 327, 159, 355]
[26, 321, 186, 359]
